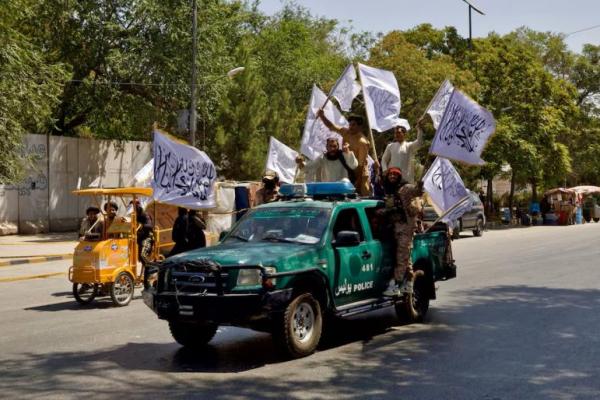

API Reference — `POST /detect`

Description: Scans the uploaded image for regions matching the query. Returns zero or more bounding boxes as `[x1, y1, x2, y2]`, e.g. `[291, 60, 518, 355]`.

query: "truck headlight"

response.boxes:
[237, 269, 261, 286]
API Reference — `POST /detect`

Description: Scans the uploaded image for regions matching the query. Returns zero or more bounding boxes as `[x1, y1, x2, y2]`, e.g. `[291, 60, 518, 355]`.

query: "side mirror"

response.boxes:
[219, 230, 230, 242]
[333, 230, 360, 247]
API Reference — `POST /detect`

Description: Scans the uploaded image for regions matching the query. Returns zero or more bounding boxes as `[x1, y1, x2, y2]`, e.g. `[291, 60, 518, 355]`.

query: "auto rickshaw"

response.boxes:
[69, 187, 175, 306]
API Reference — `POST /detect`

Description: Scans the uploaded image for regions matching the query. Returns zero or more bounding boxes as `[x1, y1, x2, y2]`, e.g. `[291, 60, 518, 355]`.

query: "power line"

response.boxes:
[565, 24, 600, 37]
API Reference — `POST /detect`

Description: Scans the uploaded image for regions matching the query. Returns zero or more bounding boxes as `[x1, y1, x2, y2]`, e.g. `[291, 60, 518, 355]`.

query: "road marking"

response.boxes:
[0, 254, 72, 268]
[0, 272, 66, 283]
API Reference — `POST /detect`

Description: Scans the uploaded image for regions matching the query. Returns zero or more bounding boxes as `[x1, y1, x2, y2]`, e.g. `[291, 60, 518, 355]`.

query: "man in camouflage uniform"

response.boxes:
[382, 167, 424, 297]
[255, 170, 280, 205]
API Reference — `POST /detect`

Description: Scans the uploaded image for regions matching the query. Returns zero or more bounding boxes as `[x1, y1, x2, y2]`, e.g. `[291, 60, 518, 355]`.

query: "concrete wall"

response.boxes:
[0, 134, 152, 235]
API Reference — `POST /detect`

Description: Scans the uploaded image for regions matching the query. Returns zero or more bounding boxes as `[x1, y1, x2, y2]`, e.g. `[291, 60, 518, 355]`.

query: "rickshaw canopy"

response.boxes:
[72, 187, 153, 197]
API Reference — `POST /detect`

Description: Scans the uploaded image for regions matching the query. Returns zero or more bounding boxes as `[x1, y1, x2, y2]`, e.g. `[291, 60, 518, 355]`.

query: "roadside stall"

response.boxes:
[541, 188, 577, 225]
[570, 186, 600, 223]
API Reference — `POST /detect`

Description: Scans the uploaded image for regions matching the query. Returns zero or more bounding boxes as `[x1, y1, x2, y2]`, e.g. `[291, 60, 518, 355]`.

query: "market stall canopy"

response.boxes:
[569, 186, 600, 195]
[543, 188, 576, 197]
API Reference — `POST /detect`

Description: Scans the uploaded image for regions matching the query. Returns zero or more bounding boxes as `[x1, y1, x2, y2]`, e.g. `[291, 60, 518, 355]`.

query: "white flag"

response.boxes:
[358, 63, 401, 132]
[152, 130, 217, 208]
[131, 158, 154, 187]
[331, 64, 361, 112]
[300, 85, 346, 160]
[423, 157, 471, 222]
[425, 80, 455, 129]
[429, 89, 496, 165]
[265, 137, 299, 184]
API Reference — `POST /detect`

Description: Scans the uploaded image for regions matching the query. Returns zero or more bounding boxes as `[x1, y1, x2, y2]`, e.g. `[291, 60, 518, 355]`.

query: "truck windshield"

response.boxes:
[226, 207, 331, 245]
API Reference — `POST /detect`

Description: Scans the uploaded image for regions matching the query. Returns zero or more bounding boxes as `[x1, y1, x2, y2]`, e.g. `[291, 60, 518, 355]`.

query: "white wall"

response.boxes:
[0, 134, 152, 235]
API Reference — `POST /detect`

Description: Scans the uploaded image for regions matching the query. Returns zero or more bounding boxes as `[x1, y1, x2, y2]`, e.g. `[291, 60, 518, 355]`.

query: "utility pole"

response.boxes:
[190, 0, 198, 147]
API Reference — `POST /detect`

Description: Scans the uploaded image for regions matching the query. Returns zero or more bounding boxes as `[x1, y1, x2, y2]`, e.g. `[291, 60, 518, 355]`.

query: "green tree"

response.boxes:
[0, 1, 69, 183]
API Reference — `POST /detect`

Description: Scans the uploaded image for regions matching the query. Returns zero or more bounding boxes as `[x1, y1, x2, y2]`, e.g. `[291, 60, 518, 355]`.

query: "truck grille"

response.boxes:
[167, 260, 229, 295]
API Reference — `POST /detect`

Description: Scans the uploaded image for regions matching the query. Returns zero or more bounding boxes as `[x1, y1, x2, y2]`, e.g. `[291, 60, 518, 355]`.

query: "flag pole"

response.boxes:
[356, 63, 379, 161]
[424, 194, 471, 233]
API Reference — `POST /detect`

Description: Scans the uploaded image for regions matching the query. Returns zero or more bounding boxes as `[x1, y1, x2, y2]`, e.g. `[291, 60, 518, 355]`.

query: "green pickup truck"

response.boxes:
[143, 182, 456, 358]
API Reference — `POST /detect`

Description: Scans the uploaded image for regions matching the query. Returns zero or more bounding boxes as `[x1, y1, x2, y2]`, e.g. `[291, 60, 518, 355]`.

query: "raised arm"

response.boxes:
[317, 109, 346, 134]
[407, 119, 425, 152]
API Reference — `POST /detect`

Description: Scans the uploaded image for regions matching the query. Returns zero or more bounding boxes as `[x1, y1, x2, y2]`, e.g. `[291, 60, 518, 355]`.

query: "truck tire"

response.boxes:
[169, 321, 218, 349]
[473, 218, 484, 237]
[396, 271, 430, 323]
[273, 292, 323, 359]
[73, 283, 98, 305]
[110, 272, 134, 307]
[594, 218, 599, 223]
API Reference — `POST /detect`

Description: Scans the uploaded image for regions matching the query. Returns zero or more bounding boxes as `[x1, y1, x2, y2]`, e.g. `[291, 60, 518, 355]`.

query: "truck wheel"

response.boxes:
[73, 283, 98, 305]
[169, 321, 218, 349]
[396, 272, 430, 323]
[473, 218, 484, 237]
[594, 218, 599, 223]
[110, 272, 134, 307]
[274, 292, 323, 359]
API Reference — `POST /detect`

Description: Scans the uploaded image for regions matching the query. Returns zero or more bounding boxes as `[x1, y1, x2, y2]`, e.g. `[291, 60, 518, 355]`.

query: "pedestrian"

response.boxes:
[380, 168, 424, 297]
[135, 204, 154, 265]
[186, 209, 206, 251]
[381, 118, 424, 184]
[255, 170, 281, 205]
[296, 138, 358, 183]
[316, 110, 372, 196]
[168, 207, 189, 256]
[79, 206, 103, 240]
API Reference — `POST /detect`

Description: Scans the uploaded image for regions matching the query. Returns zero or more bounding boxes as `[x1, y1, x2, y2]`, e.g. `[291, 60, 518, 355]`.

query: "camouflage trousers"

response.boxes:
[393, 221, 414, 281]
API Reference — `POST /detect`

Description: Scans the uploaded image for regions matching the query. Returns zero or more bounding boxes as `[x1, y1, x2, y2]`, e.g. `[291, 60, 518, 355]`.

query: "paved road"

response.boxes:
[1, 224, 599, 399]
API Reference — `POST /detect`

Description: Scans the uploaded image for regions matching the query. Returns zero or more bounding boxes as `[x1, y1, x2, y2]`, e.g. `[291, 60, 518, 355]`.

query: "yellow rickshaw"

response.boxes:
[69, 187, 175, 306]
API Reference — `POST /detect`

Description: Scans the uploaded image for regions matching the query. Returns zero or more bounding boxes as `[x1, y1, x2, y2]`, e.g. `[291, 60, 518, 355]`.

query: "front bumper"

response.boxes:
[142, 288, 293, 324]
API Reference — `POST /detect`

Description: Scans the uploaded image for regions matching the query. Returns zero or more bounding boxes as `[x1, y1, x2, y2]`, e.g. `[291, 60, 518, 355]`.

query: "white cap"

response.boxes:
[394, 118, 411, 131]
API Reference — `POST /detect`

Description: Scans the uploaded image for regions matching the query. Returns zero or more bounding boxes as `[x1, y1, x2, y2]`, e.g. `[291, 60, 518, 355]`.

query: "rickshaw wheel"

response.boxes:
[110, 272, 134, 307]
[73, 283, 98, 305]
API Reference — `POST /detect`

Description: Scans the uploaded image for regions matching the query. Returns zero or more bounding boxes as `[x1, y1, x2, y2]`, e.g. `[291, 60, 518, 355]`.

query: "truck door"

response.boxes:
[331, 208, 379, 305]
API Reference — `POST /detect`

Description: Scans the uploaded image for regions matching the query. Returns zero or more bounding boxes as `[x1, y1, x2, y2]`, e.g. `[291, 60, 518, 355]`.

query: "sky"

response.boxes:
[257, 0, 600, 53]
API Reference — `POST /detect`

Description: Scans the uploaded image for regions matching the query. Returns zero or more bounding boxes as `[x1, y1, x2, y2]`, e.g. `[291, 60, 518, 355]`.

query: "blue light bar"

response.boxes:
[279, 182, 356, 198]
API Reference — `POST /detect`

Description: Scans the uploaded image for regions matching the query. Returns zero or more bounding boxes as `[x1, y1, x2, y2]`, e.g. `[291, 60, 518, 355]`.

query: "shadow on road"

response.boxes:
[25, 295, 144, 312]
[3, 286, 600, 399]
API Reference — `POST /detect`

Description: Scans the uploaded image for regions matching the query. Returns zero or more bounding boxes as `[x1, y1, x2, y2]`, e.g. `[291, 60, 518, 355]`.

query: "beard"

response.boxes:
[325, 150, 341, 161]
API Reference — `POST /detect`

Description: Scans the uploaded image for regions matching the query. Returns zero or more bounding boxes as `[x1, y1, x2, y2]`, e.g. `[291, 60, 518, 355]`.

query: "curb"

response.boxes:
[0, 254, 72, 268]
[0, 272, 66, 283]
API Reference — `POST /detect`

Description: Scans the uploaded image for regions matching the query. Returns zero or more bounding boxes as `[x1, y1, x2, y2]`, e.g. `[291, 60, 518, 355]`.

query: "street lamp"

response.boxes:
[461, 0, 485, 48]
[188, 65, 245, 147]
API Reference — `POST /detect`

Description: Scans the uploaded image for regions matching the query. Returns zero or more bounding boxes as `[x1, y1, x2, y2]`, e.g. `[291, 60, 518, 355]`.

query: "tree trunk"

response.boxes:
[508, 171, 516, 222]
[530, 177, 538, 203]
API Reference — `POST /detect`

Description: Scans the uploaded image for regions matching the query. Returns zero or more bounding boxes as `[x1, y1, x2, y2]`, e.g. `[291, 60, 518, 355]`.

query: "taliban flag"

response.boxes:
[265, 137, 299, 184]
[152, 130, 217, 208]
[423, 157, 472, 223]
[357, 63, 401, 132]
[425, 79, 455, 129]
[300, 85, 346, 160]
[330, 64, 362, 112]
[429, 89, 496, 166]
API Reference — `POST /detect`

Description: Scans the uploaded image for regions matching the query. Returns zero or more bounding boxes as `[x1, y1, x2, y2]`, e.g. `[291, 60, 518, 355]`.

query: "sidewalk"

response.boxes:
[0, 232, 77, 267]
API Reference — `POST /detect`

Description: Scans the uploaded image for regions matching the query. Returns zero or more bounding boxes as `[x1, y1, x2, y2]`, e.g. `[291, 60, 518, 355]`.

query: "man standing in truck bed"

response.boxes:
[316, 109, 371, 196]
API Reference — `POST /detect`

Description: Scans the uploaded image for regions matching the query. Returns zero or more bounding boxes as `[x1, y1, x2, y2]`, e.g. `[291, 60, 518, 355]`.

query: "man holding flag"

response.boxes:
[380, 167, 424, 298]
[381, 118, 425, 184]
[317, 110, 371, 196]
